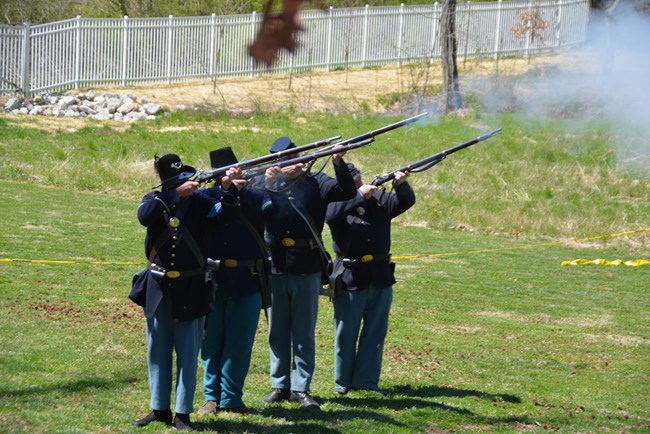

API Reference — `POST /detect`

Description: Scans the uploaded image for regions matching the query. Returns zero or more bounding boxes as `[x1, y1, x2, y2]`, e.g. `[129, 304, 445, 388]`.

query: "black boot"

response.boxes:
[131, 408, 172, 427]
[173, 413, 194, 432]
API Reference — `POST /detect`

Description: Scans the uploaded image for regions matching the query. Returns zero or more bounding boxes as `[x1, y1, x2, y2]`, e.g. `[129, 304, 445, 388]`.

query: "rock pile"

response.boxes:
[2, 91, 162, 121]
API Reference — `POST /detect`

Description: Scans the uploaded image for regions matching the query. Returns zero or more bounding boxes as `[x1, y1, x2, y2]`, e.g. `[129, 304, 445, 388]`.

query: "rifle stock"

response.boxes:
[371, 128, 502, 186]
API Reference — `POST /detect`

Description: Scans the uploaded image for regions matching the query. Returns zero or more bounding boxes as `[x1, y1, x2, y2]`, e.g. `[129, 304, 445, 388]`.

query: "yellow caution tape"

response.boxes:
[0, 228, 647, 267]
[0, 258, 139, 265]
[561, 258, 650, 266]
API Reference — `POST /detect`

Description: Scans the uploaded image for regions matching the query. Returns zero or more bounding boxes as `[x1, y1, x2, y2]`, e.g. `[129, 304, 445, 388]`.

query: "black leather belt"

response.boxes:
[164, 268, 205, 279]
[271, 238, 316, 248]
[221, 258, 260, 268]
[147, 263, 206, 281]
[339, 254, 391, 263]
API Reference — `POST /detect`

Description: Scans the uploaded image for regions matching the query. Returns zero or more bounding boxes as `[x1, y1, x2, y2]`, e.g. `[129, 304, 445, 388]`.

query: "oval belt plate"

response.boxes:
[281, 238, 296, 247]
[361, 254, 374, 263]
[169, 217, 180, 228]
[224, 259, 238, 268]
[166, 271, 180, 278]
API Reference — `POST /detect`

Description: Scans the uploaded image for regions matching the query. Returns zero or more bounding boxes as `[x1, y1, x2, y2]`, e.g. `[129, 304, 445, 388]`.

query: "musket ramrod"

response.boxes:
[371, 128, 502, 186]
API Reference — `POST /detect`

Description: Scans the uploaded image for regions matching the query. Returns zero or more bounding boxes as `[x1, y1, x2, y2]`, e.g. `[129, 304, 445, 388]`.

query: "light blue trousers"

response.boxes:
[201, 290, 261, 409]
[146, 294, 205, 414]
[268, 272, 320, 392]
[333, 284, 392, 391]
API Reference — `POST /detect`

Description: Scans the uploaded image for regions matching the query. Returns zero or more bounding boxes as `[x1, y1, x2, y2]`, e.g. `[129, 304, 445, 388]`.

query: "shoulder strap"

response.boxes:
[238, 214, 273, 314]
[239, 215, 269, 259]
[287, 195, 330, 260]
[175, 199, 205, 269]
[147, 225, 171, 265]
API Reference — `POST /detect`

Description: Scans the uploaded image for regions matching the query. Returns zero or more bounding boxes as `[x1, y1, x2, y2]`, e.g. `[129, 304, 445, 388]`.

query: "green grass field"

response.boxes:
[0, 108, 648, 433]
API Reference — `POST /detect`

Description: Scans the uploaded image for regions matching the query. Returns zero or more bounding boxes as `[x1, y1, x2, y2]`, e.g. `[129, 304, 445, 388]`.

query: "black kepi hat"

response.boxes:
[155, 154, 196, 187]
[270, 136, 296, 153]
[209, 146, 239, 169]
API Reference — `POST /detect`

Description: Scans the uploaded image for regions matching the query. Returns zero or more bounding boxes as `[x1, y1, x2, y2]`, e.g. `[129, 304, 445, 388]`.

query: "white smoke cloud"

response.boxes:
[464, 3, 650, 169]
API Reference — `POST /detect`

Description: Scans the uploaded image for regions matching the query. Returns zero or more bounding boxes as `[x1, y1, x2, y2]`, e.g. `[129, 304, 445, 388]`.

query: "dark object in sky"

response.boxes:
[249, 0, 327, 67]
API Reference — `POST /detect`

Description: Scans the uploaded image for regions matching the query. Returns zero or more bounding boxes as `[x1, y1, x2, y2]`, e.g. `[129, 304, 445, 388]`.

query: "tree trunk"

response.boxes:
[441, 0, 462, 113]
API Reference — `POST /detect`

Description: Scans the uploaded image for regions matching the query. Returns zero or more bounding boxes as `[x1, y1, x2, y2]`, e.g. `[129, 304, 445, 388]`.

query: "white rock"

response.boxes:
[143, 103, 161, 115]
[4, 98, 21, 111]
[117, 98, 135, 114]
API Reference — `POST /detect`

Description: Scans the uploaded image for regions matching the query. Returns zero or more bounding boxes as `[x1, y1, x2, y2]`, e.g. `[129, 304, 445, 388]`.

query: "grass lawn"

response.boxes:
[0, 109, 648, 433]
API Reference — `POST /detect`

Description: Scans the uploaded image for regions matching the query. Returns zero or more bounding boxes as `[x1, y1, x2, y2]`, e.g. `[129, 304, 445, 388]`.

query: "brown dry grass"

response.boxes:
[100, 53, 577, 114]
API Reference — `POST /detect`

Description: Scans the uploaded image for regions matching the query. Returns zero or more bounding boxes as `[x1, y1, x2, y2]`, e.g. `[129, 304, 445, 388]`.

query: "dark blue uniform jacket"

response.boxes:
[326, 182, 415, 291]
[207, 185, 267, 300]
[262, 161, 357, 275]
[137, 185, 239, 321]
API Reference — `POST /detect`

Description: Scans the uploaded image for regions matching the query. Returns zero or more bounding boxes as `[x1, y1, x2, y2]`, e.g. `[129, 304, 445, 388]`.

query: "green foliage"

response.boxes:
[2, 0, 505, 25]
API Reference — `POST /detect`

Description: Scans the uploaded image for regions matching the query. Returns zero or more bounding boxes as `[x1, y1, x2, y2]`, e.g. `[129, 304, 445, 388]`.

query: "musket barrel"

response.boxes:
[371, 128, 502, 186]
[233, 113, 429, 180]
[335, 112, 429, 147]
[242, 137, 375, 179]
[196, 135, 342, 183]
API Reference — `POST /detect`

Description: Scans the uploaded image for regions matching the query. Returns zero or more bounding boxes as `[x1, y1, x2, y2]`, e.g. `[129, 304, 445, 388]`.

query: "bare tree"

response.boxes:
[441, 0, 462, 113]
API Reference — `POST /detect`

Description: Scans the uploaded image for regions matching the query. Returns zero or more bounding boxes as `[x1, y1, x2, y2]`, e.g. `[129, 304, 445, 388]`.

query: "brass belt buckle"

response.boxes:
[224, 259, 238, 268]
[166, 270, 180, 278]
[361, 254, 374, 263]
[281, 238, 296, 247]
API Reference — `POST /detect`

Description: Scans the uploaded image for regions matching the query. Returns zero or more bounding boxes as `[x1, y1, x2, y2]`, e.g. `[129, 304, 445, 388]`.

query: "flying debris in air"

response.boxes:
[248, 0, 328, 67]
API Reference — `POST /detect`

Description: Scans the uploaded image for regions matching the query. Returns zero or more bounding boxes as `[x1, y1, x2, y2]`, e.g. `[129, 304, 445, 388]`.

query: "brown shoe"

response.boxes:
[197, 400, 219, 415]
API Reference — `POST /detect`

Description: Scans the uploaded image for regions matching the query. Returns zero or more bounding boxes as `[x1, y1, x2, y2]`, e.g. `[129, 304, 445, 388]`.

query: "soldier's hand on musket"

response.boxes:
[230, 178, 249, 191]
[265, 166, 282, 187]
[359, 184, 378, 199]
[331, 144, 346, 163]
[176, 180, 200, 199]
[393, 170, 410, 185]
[221, 167, 243, 190]
[281, 163, 304, 179]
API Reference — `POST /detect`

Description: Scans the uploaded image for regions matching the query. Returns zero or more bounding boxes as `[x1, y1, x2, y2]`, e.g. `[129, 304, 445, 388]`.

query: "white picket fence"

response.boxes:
[0, 0, 590, 97]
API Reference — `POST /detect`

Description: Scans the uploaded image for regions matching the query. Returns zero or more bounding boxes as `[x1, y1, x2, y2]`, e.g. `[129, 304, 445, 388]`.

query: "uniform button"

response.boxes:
[171, 253, 176, 258]
[172, 244, 176, 249]
[172, 236, 177, 240]
[170, 262, 175, 266]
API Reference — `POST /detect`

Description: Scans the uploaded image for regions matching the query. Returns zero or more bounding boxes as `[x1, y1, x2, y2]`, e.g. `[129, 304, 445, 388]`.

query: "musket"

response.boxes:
[371, 128, 502, 186]
[332, 112, 429, 149]
[242, 137, 376, 179]
[195, 135, 342, 184]
[239, 112, 429, 179]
